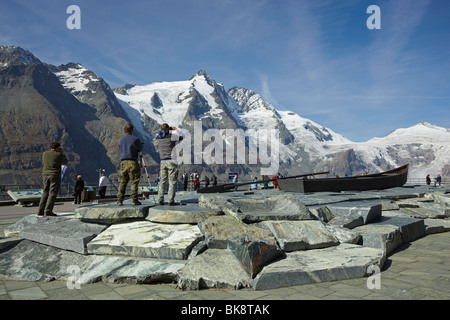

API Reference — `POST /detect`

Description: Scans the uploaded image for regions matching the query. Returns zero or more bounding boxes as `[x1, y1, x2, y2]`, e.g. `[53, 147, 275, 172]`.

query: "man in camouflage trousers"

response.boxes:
[155, 123, 183, 205]
[117, 124, 142, 206]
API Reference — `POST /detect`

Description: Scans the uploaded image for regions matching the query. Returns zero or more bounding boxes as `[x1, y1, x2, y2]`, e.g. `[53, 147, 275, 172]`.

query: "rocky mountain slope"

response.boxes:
[0, 47, 156, 185]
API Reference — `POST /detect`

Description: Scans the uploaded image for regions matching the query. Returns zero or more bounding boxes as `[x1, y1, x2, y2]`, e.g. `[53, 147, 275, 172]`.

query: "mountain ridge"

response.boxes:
[0, 45, 448, 185]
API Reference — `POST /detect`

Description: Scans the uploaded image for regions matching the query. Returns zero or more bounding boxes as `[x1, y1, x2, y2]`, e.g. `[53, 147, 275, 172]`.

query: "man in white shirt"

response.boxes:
[98, 173, 109, 198]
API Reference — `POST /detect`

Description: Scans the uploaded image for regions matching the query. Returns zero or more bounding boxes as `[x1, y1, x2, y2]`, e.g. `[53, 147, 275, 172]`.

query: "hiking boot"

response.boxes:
[44, 212, 57, 217]
[37, 212, 44, 216]
[117, 200, 123, 206]
[158, 200, 164, 205]
[132, 200, 142, 206]
[168, 201, 176, 206]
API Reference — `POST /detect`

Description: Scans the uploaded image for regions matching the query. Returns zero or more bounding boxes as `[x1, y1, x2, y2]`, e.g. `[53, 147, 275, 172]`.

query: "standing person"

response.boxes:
[74, 175, 84, 204]
[262, 175, 269, 189]
[37, 141, 68, 216]
[251, 177, 258, 190]
[211, 173, 217, 187]
[203, 175, 210, 188]
[181, 171, 189, 191]
[426, 174, 431, 185]
[155, 123, 183, 205]
[117, 123, 143, 206]
[435, 174, 442, 186]
[233, 174, 239, 191]
[98, 173, 109, 198]
[191, 171, 200, 191]
[193, 174, 200, 191]
[272, 174, 279, 189]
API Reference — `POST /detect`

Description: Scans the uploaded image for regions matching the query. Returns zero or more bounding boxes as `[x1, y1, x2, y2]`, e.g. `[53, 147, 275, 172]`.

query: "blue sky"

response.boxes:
[1, 0, 449, 142]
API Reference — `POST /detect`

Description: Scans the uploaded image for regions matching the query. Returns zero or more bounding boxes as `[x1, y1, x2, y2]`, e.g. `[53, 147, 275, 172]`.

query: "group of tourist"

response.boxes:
[180, 171, 218, 191]
[426, 174, 442, 186]
[36, 125, 288, 216]
[36, 123, 183, 215]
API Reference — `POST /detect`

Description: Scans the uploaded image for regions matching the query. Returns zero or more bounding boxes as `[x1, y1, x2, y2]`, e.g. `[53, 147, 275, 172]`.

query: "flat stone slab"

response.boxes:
[253, 244, 385, 290]
[74, 202, 151, 224]
[0, 240, 97, 282]
[426, 192, 450, 208]
[371, 213, 425, 244]
[352, 224, 402, 255]
[424, 219, 450, 234]
[227, 238, 284, 278]
[326, 213, 364, 229]
[0, 239, 186, 285]
[397, 206, 448, 219]
[310, 206, 336, 222]
[199, 194, 314, 222]
[146, 203, 222, 224]
[377, 187, 429, 200]
[79, 256, 187, 284]
[198, 215, 277, 249]
[177, 249, 253, 290]
[4, 215, 71, 238]
[17, 217, 107, 254]
[294, 193, 351, 206]
[260, 220, 339, 252]
[326, 201, 382, 224]
[87, 221, 203, 260]
[325, 225, 361, 244]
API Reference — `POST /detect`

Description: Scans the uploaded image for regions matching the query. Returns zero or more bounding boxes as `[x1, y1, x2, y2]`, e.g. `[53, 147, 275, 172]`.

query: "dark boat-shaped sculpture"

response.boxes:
[197, 171, 329, 194]
[278, 164, 409, 193]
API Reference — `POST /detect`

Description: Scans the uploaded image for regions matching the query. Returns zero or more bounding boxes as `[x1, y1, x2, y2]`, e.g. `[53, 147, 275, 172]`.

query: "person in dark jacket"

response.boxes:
[37, 141, 68, 216]
[117, 124, 143, 206]
[155, 123, 183, 205]
[74, 175, 84, 204]
[181, 171, 189, 191]
[435, 174, 442, 186]
[203, 175, 210, 188]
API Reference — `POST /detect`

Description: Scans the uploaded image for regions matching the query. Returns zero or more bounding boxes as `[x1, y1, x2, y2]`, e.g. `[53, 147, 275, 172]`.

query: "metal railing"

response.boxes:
[406, 177, 447, 186]
[1, 176, 446, 202]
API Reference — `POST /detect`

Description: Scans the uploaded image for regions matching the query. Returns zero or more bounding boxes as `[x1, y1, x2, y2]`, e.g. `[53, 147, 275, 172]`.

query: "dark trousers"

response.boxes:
[74, 190, 82, 204]
[98, 186, 107, 198]
[38, 175, 60, 215]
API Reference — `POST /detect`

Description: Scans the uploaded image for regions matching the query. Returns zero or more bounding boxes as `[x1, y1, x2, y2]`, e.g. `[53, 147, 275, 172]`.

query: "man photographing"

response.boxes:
[156, 123, 183, 205]
[117, 123, 142, 206]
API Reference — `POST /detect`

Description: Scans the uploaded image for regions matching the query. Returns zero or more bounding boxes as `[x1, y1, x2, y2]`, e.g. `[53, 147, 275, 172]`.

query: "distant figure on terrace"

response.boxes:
[434, 174, 442, 186]
[426, 174, 431, 185]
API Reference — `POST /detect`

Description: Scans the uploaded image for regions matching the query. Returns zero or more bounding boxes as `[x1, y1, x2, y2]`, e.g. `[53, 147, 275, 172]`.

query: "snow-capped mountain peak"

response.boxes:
[0, 46, 42, 68]
[53, 63, 100, 95]
[367, 121, 450, 145]
[110, 69, 448, 179]
[228, 87, 276, 113]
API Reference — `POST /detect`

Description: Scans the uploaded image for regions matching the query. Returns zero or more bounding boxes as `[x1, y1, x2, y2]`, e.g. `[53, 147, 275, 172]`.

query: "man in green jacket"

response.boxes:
[37, 141, 68, 216]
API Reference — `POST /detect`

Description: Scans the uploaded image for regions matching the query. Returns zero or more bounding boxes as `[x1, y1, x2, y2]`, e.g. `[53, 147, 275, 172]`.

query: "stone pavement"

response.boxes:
[0, 201, 449, 300]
